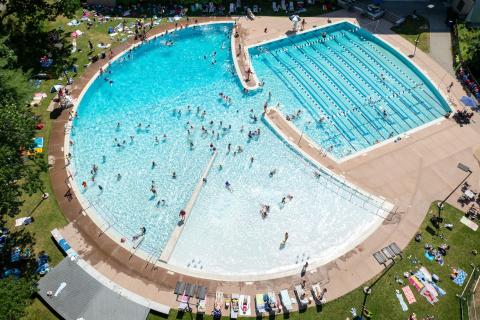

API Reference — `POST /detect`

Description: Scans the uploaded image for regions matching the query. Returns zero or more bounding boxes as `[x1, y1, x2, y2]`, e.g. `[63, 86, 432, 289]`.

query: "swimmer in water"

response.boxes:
[283, 232, 289, 244]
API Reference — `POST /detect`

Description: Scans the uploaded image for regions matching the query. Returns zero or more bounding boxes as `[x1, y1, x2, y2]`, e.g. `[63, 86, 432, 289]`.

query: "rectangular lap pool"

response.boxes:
[248, 21, 451, 160]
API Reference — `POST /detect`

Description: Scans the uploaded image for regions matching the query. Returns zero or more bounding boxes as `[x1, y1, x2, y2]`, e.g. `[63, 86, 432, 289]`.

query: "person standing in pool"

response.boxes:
[179, 209, 186, 221]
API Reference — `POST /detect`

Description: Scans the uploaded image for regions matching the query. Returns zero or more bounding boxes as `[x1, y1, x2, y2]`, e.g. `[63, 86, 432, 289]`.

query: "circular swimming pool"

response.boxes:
[69, 22, 399, 277]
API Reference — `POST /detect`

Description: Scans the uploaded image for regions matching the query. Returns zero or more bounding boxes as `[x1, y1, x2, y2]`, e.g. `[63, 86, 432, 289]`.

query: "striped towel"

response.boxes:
[408, 276, 424, 291]
[402, 286, 416, 304]
[395, 290, 408, 312]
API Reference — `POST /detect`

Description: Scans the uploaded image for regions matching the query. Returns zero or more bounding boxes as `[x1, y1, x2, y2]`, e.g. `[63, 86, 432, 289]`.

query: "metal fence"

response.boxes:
[459, 265, 480, 320]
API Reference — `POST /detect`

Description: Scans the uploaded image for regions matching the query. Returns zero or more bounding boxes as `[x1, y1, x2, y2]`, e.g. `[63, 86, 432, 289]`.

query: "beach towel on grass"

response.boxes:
[15, 217, 33, 227]
[402, 286, 416, 304]
[420, 287, 438, 305]
[431, 282, 446, 296]
[408, 276, 424, 291]
[453, 269, 467, 286]
[424, 251, 435, 261]
[395, 290, 408, 312]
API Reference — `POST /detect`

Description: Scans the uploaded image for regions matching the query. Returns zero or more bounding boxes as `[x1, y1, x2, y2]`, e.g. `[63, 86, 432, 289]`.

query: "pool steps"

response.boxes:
[159, 150, 218, 263]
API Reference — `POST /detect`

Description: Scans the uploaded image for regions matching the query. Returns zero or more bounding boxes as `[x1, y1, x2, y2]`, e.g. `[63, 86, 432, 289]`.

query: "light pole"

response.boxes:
[358, 258, 397, 319]
[297, 128, 304, 145]
[297, 122, 310, 145]
[411, 34, 420, 57]
[434, 163, 472, 225]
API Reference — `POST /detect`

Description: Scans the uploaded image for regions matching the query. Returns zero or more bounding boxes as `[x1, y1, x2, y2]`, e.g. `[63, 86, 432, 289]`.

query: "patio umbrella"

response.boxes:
[460, 96, 479, 108]
[290, 15, 301, 31]
[289, 15, 301, 22]
[50, 84, 63, 93]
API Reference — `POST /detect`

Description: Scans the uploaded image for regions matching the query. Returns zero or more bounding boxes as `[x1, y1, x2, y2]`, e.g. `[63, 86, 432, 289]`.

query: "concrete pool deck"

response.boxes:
[47, 12, 480, 312]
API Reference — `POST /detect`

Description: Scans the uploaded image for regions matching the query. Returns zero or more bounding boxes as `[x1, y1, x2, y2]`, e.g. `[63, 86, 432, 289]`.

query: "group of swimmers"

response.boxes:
[219, 92, 232, 104]
[260, 194, 294, 218]
[285, 109, 303, 121]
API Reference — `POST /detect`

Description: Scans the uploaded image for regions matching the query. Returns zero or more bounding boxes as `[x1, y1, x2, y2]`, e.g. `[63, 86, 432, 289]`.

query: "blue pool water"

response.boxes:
[249, 22, 450, 159]
[70, 22, 443, 275]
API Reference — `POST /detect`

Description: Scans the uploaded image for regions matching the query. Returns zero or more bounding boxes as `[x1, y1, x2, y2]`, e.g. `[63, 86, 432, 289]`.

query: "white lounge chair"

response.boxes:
[178, 294, 191, 312]
[51, 228, 77, 258]
[311, 283, 326, 305]
[15, 217, 33, 227]
[215, 291, 224, 307]
[246, 8, 255, 20]
[197, 299, 206, 313]
[231, 294, 239, 319]
[280, 289, 293, 312]
[196, 286, 207, 314]
[281, 0, 287, 11]
[268, 292, 279, 312]
[288, 1, 294, 11]
[239, 294, 251, 316]
[294, 285, 309, 309]
[255, 293, 266, 314]
[272, 2, 279, 12]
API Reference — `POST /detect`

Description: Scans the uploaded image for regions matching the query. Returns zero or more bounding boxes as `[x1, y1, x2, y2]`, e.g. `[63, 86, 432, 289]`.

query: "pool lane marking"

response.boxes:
[159, 150, 218, 263]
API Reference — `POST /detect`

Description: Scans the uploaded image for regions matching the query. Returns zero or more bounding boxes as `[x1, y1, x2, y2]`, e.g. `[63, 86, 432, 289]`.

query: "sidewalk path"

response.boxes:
[381, 0, 454, 74]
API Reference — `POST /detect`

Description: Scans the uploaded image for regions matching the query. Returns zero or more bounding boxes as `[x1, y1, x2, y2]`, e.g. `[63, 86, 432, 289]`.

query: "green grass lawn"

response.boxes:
[26, 202, 477, 320]
[391, 15, 430, 53]
[14, 8, 477, 320]
[10, 10, 173, 320]
[146, 203, 479, 320]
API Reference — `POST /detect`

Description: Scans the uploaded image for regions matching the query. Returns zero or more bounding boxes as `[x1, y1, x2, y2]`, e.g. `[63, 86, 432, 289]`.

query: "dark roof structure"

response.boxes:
[38, 258, 150, 320]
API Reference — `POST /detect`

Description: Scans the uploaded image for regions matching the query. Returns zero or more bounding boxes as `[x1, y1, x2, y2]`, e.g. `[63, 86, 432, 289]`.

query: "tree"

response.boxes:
[0, 0, 80, 73]
[0, 1, 80, 318]
[0, 277, 37, 320]
[458, 23, 480, 76]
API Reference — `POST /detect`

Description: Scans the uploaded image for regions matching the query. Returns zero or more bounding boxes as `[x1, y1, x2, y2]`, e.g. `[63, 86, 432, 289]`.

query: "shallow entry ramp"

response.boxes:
[38, 258, 150, 320]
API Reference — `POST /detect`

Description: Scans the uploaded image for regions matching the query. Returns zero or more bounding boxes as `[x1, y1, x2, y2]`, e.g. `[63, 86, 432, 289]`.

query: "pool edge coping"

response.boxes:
[63, 19, 395, 282]
[242, 19, 454, 165]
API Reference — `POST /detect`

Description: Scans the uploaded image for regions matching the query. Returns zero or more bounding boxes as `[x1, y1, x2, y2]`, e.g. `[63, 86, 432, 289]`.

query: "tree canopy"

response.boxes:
[0, 0, 80, 318]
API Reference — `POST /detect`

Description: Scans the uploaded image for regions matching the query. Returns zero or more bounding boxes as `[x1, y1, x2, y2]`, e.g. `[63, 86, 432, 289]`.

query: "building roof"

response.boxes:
[38, 258, 150, 320]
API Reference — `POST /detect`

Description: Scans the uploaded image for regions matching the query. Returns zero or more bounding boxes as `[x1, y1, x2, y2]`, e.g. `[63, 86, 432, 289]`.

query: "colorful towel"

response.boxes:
[395, 290, 408, 311]
[424, 251, 434, 261]
[453, 269, 467, 286]
[424, 282, 439, 298]
[419, 267, 432, 282]
[420, 287, 438, 305]
[402, 286, 416, 304]
[408, 276, 424, 291]
[431, 282, 446, 296]
[460, 216, 478, 231]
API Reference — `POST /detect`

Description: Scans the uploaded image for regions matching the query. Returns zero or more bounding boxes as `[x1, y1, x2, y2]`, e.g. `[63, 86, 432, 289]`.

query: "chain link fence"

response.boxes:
[459, 265, 480, 320]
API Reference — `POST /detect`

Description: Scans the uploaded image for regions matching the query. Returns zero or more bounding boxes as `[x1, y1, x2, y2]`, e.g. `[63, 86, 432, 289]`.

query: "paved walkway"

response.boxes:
[48, 12, 479, 313]
[381, 0, 454, 74]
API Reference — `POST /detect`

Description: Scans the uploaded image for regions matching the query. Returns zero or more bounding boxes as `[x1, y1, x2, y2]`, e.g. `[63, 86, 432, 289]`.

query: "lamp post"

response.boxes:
[297, 128, 304, 145]
[435, 163, 472, 225]
[411, 34, 420, 57]
[359, 258, 397, 319]
[297, 122, 310, 146]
